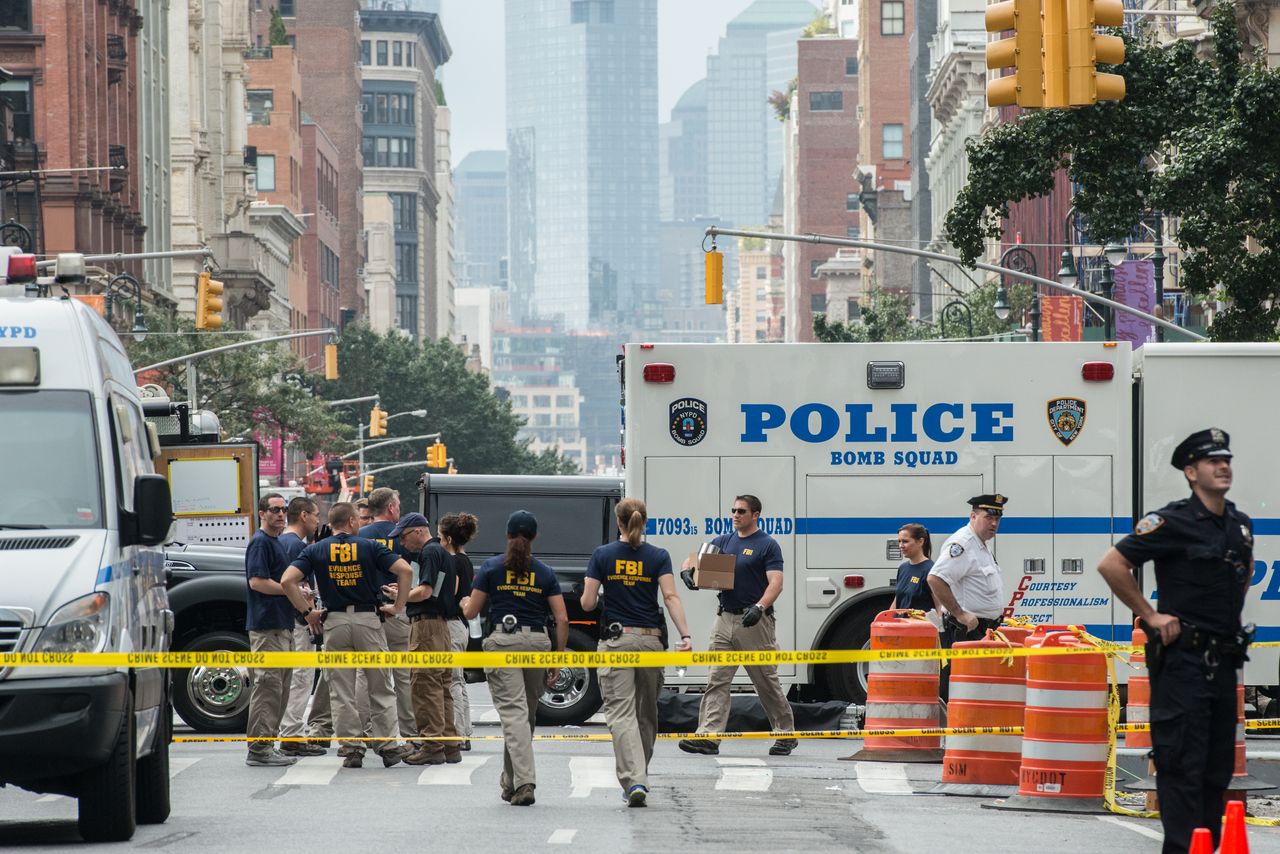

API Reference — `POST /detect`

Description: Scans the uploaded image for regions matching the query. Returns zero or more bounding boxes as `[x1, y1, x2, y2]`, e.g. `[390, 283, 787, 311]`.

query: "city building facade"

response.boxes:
[435, 99, 456, 340]
[300, 117, 346, 355]
[138, 0, 171, 297]
[362, 191, 398, 334]
[454, 150, 507, 290]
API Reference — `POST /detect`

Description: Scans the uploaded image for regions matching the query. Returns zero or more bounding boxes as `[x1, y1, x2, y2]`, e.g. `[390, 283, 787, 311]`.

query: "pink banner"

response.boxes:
[256, 432, 283, 477]
[1112, 260, 1155, 348]
[1041, 295, 1083, 342]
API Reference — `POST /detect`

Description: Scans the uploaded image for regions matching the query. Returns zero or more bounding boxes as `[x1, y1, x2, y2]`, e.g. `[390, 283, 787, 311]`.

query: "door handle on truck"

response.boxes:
[1023, 558, 1046, 575]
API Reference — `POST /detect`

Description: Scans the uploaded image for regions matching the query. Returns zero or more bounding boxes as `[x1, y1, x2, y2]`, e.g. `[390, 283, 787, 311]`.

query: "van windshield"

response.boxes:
[0, 391, 104, 529]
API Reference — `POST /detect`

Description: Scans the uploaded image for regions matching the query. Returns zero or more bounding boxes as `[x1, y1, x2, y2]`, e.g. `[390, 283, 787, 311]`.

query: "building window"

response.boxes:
[395, 242, 418, 284]
[882, 123, 905, 159]
[555, 395, 573, 407]
[285, 34, 297, 49]
[841, 21, 856, 37]
[845, 56, 858, 75]
[0, 78, 34, 140]
[277, 0, 294, 14]
[847, 225, 862, 239]
[257, 154, 276, 192]
[363, 136, 416, 168]
[320, 243, 339, 287]
[406, 43, 415, 67]
[810, 259, 823, 279]
[599, 0, 614, 22]
[396, 295, 418, 337]
[247, 89, 273, 125]
[391, 193, 417, 232]
[811, 294, 827, 313]
[881, 0, 905, 34]
[809, 91, 843, 112]
[571, 1, 589, 23]
[755, 266, 766, 280]
[846, 193, 860, 212]
[556, 414, 575, 427]
[511, 395, 528, 408]
[376, 40, 388, 65]
[533, 395, 551, 407]
[361, 40, 371, 65]
[848, 299, 861, 320]
[393, 41, 403, 66]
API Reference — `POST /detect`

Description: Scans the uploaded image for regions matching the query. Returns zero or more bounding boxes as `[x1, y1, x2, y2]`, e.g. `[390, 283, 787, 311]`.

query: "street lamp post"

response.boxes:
[998, 246, 1038, 340]
[1101, 241, 1127, 340]
[103, 272, 148, 343]
[1151, 216, 1166, 342]
[940, 300, 974, 339]
[358, 409, 428, 494]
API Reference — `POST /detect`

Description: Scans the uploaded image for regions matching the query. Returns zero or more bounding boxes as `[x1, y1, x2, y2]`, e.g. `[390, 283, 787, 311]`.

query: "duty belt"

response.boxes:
[603, 623, 662, 640]
[499, 615, 546, 634]
[719, 605, 774, 617]
[409, 613, 446, 623]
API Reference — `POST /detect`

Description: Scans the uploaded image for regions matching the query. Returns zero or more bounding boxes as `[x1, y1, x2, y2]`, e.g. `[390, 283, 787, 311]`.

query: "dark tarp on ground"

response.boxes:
[657, 692, 848, 733]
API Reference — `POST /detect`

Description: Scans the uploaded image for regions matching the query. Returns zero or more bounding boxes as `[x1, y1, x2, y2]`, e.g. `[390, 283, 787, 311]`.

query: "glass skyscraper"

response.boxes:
[505, 0, 658, 330]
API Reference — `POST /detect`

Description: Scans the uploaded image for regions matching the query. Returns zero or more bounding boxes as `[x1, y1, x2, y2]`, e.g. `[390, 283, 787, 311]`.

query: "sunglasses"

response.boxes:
[265, 506, 287, 514]
[730, 508, 752, 515]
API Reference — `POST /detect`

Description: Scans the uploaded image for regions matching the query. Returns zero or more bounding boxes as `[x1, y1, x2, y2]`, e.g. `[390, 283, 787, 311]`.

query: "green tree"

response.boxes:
[943, 3, 1280, 341]
[320, 327, 577, 501]
[124, 313, 350, 453]
[812, 289, 938, 342]
[268, 8, 288, 46]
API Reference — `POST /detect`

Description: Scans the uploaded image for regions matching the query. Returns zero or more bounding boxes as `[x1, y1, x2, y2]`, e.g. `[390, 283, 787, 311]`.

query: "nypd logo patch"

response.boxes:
[1135, 513, 1165, 536]
[949, 543, 965, 558]
[1047, 398, 1086, 446]
[669, 398, 708, 446]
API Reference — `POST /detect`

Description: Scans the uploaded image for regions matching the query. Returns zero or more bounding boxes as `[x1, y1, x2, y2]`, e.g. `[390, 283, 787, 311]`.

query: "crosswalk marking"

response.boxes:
[715, 757, 772, 792]
[548, 829, 578, 844]
[417, 755, 489, 785]
[569, 756, 618, 798]
[274, 756, 343, 786]
[170, 756, 201, 778]
[853, 762, 913, 795]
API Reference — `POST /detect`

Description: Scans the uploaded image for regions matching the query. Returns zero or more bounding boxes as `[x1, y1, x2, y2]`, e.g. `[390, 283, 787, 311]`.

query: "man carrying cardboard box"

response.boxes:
[678, 494, 796, 757]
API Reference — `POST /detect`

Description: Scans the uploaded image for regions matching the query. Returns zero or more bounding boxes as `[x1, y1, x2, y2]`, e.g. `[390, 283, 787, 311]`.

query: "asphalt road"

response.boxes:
[6, 727, 1280, 852]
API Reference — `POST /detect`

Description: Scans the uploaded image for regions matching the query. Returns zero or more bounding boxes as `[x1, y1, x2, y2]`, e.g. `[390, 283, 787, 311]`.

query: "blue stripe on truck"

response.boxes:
[795, 517, 1134, 535]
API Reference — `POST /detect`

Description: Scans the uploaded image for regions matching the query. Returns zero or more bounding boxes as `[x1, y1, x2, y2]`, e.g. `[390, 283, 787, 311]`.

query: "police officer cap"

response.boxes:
[507, 509, 538, 538]
[388, 512, 430, 539]
[968, 494, 1008, 516]
[1171, 427, 1232, 469]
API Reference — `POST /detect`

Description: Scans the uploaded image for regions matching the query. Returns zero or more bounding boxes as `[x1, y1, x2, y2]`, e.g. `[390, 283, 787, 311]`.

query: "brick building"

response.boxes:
[0, 0, 144, 271]
[302, 119, 345, 357]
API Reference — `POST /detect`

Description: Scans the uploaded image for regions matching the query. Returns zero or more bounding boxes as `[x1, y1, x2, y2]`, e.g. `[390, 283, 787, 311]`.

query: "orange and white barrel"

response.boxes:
[933, 636, 1026, 796]
[845, 610, 943, 763]
[1126, 621, 1151, 749]
[1228, 669, 1276, 796]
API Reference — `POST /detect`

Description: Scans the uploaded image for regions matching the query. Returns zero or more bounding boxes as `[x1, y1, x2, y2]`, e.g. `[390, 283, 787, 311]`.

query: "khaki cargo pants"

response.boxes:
[382, 612, 417, 737]
[697, 610, 795, 742]
[483, 629, 552, 791]
[247, 628, 293, 754]
[599, 633, 664, 791]
[410, 616, 457, 755]
[324, 609, 401, 756]
[280, 622, 332, 738]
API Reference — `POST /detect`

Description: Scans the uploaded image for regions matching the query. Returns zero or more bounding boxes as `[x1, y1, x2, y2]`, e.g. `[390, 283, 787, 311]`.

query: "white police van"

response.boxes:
[622, 341, 1280, 702]
[0, 286, 175, 841]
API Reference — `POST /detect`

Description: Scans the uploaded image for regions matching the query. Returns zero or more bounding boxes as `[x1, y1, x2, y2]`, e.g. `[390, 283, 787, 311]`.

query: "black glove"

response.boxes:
[679, 568, 698, 591]
[741, 605, 763, 628]
[570, 580, 585, 598]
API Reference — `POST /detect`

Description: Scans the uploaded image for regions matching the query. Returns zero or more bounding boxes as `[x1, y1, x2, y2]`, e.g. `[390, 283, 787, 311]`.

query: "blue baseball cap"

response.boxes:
[507, 510, 538, 538]
[389, 512, 430, 539]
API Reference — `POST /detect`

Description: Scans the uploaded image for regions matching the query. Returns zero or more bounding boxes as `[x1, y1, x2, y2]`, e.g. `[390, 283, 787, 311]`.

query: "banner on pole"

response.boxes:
[1041, 295, 1083, 341]
[1113, 260, 1155, 348]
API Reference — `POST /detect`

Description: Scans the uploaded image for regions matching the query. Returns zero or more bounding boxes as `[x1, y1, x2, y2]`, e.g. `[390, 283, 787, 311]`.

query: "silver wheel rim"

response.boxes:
[541, 666, 590, 711]
[186, 664, 251, 723]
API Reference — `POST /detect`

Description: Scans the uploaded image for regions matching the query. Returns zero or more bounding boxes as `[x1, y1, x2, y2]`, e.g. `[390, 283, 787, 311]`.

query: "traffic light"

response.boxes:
[704, 249, 723, 305]
[369, 405, 388, 438]
[985, 0, 1043, 108]
[427, 440, 447, 469]
[362, 474, 374, 494]
[324, 343, 339, 380]
[1066, 0, 1125, 105]
[195, 271, 224, 330]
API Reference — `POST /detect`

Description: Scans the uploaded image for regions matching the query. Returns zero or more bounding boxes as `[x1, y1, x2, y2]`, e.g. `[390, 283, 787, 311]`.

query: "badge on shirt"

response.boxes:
[949, 543, 964, 558]
[909, 576, 920, 584]
[743, 548, 754, 556]
[1135, 513, 1165, 536]
[1241, 524, 1253, 546]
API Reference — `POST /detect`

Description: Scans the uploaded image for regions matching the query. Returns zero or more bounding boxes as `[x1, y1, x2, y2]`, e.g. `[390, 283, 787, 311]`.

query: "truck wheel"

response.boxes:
[815, 604, 883, 704]
[537, 627, 602, 726]
[172, 630, 252, 733]
[135, 694, 172, 825]
[77, 690, 136, 842]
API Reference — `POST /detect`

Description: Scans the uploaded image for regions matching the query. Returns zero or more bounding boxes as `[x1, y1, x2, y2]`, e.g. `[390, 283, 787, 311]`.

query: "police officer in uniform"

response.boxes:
[581, 497, 693, 807]
[281, 501, 414, 769]
[463, 510, 568, 806]
[1098, 429, 1253, 854]
[928, 494, 1009, 698]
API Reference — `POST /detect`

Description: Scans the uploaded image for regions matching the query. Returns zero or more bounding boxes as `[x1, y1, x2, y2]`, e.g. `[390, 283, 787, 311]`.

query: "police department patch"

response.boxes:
[1047, 398, 1086, 446]
[669, 398, 707, 446]
[949, 543, 965, 558]
[1135, 513, 1165, 536]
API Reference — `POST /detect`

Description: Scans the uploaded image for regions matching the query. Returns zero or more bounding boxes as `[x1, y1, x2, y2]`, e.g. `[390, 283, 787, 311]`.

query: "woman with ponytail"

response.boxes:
[580, 497, 692, 808]
[464, 510, 567, 806]
[890, 523, 935, 613]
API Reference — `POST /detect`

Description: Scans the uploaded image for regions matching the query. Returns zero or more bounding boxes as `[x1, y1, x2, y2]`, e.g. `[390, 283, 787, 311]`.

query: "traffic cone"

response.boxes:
[1220, 799, 1250, 854]
[1189, 827, 1215, 854]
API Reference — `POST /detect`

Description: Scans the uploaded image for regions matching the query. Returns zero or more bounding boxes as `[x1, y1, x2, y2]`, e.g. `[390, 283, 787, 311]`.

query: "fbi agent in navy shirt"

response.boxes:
[359, 487, 415, 738]
[244, 492, 297, 766]
[1098, 428, 1254, 854]
[463, 510, 568, 806]
[890, 523, 935, 613]
[678, 494, 797, 758]
[281, 501, 413, 769]
[581, 498, 693, 807]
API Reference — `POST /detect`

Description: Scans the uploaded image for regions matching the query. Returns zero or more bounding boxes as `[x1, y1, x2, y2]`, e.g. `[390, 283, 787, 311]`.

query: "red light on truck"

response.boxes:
[1081, 362, 1114, 381]
[642, 363, 675, 383]
[6, 254, 36, 282]
[843, 575, 865, 589]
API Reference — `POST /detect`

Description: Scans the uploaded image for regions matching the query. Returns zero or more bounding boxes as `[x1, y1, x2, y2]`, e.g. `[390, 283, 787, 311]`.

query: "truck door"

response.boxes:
[994, 456, 1054, 623]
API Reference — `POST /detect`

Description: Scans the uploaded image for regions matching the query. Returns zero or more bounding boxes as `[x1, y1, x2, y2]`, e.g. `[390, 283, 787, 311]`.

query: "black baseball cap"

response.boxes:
[507, 510, 538, 538]
[389, 512, 430, 538]
[1171, 428, 1232, 469]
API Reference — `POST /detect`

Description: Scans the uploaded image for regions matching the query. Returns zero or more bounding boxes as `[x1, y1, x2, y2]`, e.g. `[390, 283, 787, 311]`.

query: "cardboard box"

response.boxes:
[691, 552, 736, 591]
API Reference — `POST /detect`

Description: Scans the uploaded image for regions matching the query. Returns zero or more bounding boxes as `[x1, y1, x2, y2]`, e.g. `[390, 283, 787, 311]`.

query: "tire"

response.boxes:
[77, 690, 136, 842]
[135, 693, 172, 825]
[536, 627, 602, 726]
[172, 630, 252, 733]
[815, 603, 886, 705]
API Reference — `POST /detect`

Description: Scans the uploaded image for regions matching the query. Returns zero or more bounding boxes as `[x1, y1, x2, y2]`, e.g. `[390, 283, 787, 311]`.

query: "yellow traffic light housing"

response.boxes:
[704, 248, 723, 305]
[1066, 0, 1125, 106]
[369, 406, 388, 438]
[195, 271, 225, 331]
[324, 343, 339, 380]
[362, 474, 374, 494]
[985, 0, 1043, 108]
[427, 440, 447, 469]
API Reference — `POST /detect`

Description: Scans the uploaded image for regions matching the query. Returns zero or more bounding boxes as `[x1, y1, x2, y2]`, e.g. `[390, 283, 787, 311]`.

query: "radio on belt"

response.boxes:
[501, 614, 518, 633]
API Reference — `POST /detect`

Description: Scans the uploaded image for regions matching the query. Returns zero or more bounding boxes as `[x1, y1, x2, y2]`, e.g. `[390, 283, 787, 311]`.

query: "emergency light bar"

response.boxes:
[4, 254, 37, 282]
[866, 361, 905, 389]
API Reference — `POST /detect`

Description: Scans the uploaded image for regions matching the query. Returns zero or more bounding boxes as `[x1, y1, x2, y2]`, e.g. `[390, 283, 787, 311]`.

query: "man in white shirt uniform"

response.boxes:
[927, 494, 1009, 699]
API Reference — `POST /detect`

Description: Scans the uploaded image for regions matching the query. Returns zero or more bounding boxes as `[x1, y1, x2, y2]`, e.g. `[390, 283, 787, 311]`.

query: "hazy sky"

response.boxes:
[436, 0, 763, 165]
